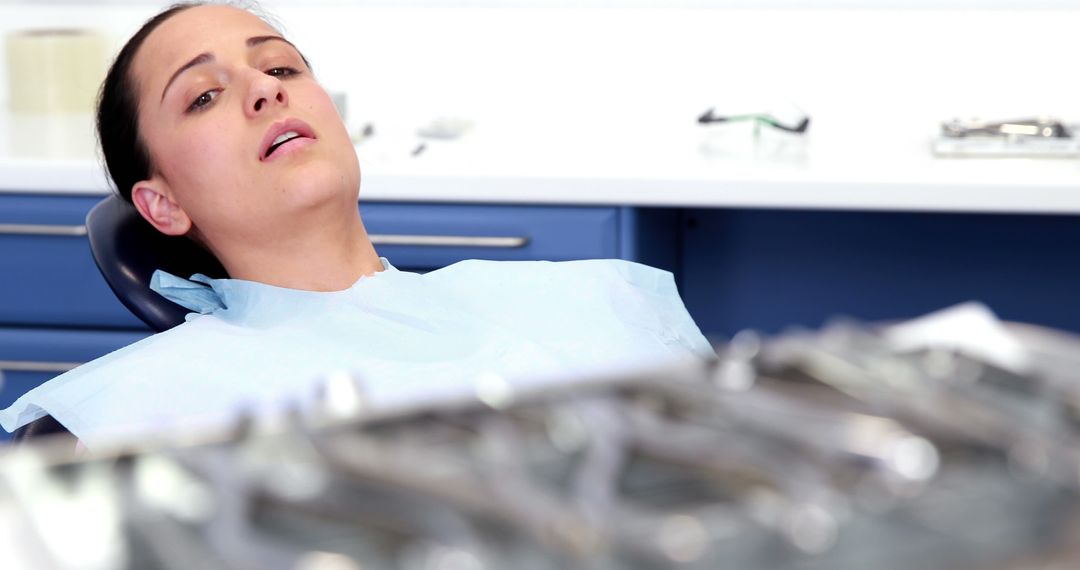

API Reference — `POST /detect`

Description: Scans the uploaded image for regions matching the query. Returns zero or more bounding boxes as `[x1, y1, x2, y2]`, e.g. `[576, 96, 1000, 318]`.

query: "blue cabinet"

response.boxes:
[0, 194, 143, 328]
[358, 203, 677, 272]
[679, 208, 1080, 340]
[0, 193, 668, 439]
[360, 203, 621, 268]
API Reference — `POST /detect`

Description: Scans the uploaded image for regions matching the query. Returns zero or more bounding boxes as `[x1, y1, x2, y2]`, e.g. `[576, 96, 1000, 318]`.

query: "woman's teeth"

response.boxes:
[266, 131, 302, 157]
[273, 131, 300, 146]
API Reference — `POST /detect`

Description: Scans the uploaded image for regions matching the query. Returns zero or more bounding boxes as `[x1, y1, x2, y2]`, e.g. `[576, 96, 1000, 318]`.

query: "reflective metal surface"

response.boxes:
[3, 305, 1080, 569]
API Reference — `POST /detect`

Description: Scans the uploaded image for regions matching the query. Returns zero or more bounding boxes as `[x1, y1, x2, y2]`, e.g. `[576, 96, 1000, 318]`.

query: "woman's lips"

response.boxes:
[261, 136, 315, 162]
[259, 118, 316, 162]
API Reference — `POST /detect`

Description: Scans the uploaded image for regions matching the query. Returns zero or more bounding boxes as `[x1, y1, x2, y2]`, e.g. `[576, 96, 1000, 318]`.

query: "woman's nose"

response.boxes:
[244, 72, 288, 117]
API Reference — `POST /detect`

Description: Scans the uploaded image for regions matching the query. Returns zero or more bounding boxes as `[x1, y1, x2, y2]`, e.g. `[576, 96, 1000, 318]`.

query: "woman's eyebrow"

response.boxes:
[248, 35, 312, 70]
[159, 36, 308, 104]
[161, 52, 214, 103]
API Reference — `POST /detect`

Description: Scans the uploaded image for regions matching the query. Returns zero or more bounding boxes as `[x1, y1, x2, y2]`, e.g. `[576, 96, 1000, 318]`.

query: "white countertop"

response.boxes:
[3, 112, 1080, 214]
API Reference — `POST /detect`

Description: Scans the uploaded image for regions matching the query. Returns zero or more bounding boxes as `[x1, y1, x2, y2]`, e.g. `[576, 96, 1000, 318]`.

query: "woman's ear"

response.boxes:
[131, 178, 192, 236]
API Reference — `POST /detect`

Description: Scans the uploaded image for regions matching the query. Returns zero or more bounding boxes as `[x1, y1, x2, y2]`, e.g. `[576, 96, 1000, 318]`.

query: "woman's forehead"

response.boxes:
[133, 5, 280, 97]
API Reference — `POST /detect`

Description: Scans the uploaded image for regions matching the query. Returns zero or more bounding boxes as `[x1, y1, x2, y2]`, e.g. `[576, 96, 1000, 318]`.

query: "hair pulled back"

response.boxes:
[96, 2, 204, 202]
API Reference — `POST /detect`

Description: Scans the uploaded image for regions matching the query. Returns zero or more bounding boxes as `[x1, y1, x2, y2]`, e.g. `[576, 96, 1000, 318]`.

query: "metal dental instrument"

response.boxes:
[941, 117, 1071, 139]
[698, 108, 811, 134]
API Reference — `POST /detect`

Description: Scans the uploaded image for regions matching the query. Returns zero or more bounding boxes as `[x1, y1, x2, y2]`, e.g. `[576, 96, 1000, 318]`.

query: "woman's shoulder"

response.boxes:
[0, 315, 233, 441]
[422, 258, 685, 325]
[425, 257, 714, 359]
[428, 258, 674, 286]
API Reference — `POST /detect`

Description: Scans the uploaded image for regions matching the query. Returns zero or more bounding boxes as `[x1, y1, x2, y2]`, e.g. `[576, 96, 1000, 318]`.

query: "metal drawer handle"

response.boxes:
[0, 360, 81, 373]
[0, 226, 528, 247]
[369, 234, 529, 248]
[0, 223, 87, 237]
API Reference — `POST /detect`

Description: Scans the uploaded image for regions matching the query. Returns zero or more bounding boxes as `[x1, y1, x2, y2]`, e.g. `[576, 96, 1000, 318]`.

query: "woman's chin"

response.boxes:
[276, 162, 360, 209]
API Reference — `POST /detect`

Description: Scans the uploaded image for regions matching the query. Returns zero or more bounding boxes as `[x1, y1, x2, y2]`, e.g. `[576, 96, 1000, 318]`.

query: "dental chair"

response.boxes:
[13, 194, 227, 443]
[83, 194, 227, 332]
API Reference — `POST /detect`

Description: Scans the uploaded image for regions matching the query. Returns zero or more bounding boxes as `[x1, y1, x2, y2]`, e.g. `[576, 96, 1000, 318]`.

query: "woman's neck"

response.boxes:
[213, 211, 383, 291]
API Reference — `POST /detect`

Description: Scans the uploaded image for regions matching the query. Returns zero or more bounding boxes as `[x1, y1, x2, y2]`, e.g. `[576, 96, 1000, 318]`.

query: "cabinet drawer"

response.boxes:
[0, 326, 149, 440]
[360, 203, 620, 270]
[0, 194, 145, 328]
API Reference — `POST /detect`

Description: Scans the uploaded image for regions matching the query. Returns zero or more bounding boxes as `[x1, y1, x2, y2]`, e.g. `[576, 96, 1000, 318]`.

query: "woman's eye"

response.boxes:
[187, 89, 219, 113]
[266, 67, 299, 78]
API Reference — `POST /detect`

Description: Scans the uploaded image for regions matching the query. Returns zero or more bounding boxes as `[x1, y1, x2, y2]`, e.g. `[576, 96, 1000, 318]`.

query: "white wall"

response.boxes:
[0, 3, 1077, 149]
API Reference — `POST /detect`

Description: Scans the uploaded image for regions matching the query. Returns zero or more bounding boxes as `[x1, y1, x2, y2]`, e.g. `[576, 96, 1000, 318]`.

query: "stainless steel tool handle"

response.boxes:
[0, 360, 81, 373]
[369, 234, 528, 248]
[0, 226, 530, 248]
[0, 223, 88, 237]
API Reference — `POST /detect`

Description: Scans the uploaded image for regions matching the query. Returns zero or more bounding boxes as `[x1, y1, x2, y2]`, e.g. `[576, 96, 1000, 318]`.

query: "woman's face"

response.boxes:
[130, 5, 359, 250]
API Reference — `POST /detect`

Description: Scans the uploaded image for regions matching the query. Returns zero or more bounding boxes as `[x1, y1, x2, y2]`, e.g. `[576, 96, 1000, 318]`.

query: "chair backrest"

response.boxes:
[86, 194, 228, 333]
[12, 415, 72, 445]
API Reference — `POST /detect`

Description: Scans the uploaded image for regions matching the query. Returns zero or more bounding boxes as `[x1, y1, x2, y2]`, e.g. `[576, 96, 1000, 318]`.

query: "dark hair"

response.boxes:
[97, 2, 204, 202]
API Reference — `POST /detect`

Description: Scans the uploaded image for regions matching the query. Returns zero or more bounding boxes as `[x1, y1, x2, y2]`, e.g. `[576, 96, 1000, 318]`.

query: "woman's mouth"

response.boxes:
[266, 131, 302, 157]
[260, 119, 316, 161]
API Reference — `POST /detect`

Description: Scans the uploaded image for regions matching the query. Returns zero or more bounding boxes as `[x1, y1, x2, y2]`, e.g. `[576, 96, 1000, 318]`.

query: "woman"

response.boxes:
[106, 2, 382, 291]
[0, 2, 713, 449]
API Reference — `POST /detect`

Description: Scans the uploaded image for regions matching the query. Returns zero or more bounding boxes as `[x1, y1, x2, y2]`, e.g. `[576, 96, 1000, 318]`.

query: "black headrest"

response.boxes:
[86, 195, 228, 333]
